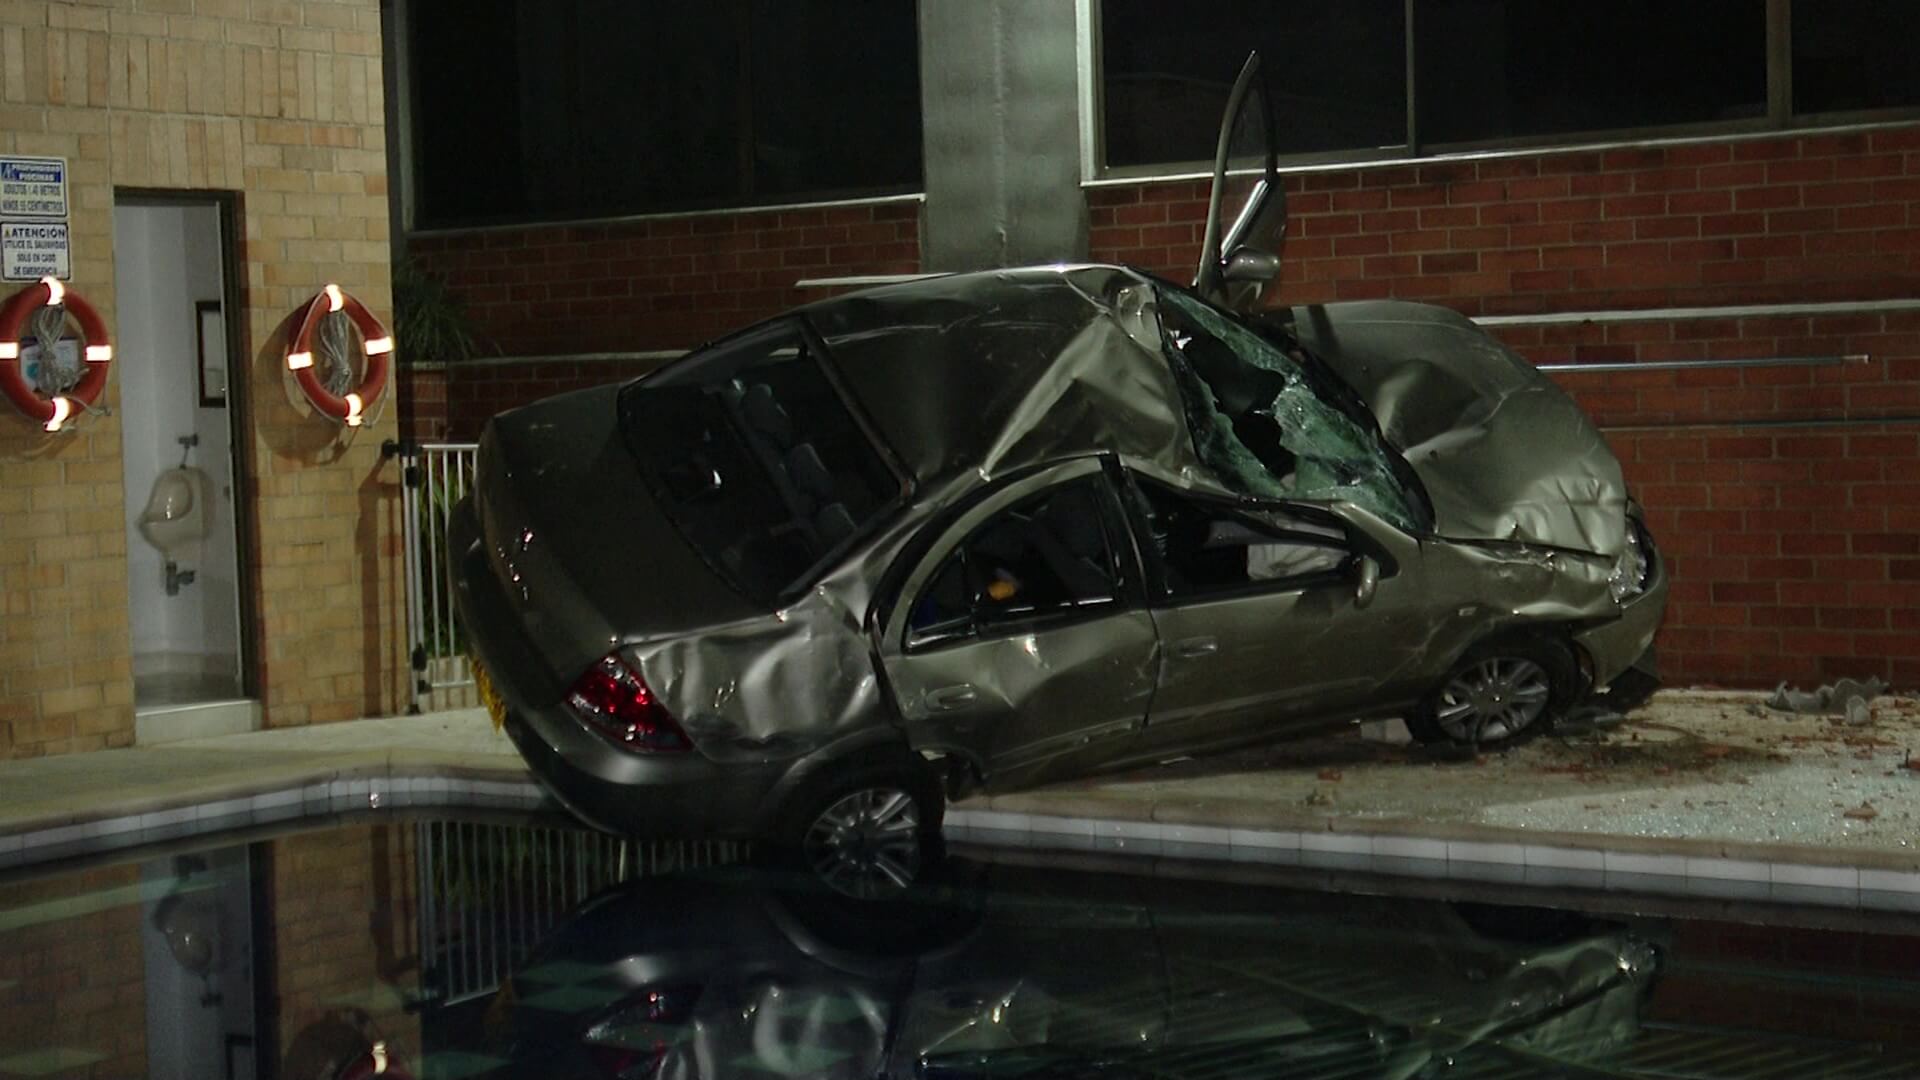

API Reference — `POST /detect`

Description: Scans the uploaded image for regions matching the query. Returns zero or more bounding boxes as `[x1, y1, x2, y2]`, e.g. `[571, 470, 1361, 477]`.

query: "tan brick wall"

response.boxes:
[0, 0, 403, 757]
[0, 863, 149, 1076]
[269, 823, 421, 1074]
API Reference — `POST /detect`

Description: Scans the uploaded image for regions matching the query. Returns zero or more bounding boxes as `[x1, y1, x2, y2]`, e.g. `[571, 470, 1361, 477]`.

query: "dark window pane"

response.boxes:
[1793, 0, 1920, 114]
[908, 479, 1121, 647]
[407, 1, 921, 227]
[1418, 0, 1766, 145]
[1100, 0, 1406, 168]
[619, 321, 897, 607]
[907, 552, 972, 643]
[967, 481, 1120, 623]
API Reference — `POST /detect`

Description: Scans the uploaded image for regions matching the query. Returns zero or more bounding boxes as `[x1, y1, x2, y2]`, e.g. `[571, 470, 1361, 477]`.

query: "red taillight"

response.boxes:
[566, 654, 692, 753]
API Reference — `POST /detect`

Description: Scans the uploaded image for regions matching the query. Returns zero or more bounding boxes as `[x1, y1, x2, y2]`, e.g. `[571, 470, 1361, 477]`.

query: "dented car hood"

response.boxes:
[1290, 300, 1628, 556]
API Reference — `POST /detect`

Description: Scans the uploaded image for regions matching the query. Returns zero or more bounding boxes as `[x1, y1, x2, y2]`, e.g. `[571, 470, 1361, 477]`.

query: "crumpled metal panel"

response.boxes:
[1291, 300, 1629, 556]
[630, 525, 918, 763]
[807, 267, 1221, 491]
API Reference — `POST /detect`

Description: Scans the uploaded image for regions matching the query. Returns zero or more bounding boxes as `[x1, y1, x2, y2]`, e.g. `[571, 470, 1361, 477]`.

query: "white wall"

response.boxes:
[114, 202, 241, 685]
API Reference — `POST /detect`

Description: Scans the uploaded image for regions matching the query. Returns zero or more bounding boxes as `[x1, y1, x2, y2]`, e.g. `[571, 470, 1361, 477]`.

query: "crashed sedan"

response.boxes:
[453, 55, 1666, 877]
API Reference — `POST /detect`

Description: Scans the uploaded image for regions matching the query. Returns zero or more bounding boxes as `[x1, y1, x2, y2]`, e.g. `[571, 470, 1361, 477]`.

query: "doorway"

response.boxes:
[113, 193, 256, 740]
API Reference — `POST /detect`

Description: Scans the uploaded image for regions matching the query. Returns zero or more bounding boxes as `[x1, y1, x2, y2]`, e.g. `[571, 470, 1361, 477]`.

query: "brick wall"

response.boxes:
[267, 823, 421, 1075]
[0, 864, 148, 1077]
[1090, 127, 1920, 311]
[411, 124, 1918, 689]
[399, 199, 920, 441]
[0, 0, 404, 759]
[1085, 125, 1920, 690]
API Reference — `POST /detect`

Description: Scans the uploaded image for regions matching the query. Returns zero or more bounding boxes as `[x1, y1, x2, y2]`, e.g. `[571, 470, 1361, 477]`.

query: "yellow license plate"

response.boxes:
[471, 654, 508, 732]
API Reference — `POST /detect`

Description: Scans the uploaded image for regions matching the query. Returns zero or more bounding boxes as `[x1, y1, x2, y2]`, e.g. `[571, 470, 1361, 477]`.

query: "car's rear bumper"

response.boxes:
[451, 495, 789, 838]
[500, 703, 785, 838]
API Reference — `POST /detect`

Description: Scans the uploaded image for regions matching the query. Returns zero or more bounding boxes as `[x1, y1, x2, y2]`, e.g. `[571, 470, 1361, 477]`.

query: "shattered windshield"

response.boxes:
[1153, 286, 1426, 532]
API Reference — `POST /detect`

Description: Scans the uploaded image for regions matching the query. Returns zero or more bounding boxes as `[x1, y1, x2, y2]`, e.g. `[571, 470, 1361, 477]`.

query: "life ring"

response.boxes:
[287, 284, 392, 427]
[0, 276, 112, 432]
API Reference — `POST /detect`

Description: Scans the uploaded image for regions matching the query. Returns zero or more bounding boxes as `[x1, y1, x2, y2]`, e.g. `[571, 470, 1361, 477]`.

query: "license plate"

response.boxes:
[471, 653, 507, 732]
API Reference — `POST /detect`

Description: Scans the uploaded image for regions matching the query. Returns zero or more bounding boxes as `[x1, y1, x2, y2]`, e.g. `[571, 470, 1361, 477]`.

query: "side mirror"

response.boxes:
[1223, 248, 1282, 284]
[1353, 556, 1379, 609]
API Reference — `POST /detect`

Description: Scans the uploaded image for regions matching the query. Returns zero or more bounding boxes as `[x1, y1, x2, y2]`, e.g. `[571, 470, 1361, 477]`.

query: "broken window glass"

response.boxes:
[1153, 286, 1422, 532]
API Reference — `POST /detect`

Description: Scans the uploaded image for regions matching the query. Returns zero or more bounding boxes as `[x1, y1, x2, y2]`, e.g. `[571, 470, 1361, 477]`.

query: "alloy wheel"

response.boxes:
[1433, 657, 1552, 743]
[802, 786, 924, 899]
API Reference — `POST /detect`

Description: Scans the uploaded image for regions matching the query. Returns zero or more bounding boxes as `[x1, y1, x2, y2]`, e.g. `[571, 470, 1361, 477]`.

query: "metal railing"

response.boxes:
[415, 820, 746, 1005]
[389, 440, 481, 713]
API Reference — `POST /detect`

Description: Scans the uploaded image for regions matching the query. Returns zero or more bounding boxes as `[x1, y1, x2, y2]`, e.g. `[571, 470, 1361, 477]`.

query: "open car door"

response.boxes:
[1193, 52, 1285, 312]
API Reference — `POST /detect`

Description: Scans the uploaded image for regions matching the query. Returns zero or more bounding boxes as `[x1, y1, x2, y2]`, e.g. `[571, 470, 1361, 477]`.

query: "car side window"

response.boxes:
[907, 478, 1123, 648]
[1125, 474, 1351, 599]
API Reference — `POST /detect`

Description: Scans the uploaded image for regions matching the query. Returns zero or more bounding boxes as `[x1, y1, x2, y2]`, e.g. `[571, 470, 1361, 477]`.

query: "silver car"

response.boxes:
[453, 56, 1666, 879]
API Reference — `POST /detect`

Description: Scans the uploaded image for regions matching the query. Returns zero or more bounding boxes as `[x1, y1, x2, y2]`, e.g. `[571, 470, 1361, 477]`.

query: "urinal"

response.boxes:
[139, 466, 213, 594]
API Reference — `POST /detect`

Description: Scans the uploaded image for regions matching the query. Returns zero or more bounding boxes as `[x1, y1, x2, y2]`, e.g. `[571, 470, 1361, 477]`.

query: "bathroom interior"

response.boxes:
[113, 195, 256, 742]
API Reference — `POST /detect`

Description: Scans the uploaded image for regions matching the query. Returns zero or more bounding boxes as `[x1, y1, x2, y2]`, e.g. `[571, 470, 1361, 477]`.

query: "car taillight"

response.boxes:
[566, 654, 692, 753]
[583, 984, 702, 1079]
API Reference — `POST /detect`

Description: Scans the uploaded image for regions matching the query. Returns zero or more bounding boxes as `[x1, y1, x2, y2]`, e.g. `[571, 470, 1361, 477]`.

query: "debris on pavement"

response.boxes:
[1766, 676, 1889, 716]
[1556, 705, 1626, 737]
[1843, 802, 1880, 822]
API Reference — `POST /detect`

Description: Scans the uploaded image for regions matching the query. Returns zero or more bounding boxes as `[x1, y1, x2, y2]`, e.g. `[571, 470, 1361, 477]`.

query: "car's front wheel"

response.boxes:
[1405, 636, 1577, 748]
[775, 754, 945, 900]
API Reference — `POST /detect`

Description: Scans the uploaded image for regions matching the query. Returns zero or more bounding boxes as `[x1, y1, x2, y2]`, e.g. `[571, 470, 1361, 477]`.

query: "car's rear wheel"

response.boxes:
[1406, 636, 1577, 748]
[776, 754, 945, 900]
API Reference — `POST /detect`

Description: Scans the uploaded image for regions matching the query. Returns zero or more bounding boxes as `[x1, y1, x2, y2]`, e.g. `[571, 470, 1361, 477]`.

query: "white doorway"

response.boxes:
[113, 195, 256, 740]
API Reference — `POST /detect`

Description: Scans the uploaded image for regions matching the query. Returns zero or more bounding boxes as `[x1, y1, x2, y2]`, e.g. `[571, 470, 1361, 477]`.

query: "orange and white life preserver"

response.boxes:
[0, 276, 111, 432]
[287, 283, 393, 427]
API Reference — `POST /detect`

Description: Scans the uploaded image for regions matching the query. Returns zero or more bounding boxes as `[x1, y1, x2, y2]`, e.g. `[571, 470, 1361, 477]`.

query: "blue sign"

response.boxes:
[0, 156, 67, 218]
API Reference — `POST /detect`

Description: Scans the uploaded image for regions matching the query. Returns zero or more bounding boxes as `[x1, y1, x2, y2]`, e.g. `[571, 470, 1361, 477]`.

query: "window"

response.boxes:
[1095, 1, 1916, 174]
[907, 479, 1123, 648]
[408, 1, 923, 228]
[1125, 475, 1351, 599]
[1792, 1, 1920, 115]
[1100, 0, 1407, 169]
[1416, 1, 1766, 146]
[1152, 285, 1426, 534]
[619, 321, 899, 607]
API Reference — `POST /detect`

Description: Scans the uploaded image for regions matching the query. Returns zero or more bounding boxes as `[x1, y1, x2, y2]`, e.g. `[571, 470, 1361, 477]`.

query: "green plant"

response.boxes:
[393, 258, 487, 366]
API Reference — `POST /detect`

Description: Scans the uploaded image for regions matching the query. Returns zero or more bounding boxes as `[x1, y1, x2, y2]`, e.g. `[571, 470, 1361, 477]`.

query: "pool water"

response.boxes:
[1, 815, 1917, 1079]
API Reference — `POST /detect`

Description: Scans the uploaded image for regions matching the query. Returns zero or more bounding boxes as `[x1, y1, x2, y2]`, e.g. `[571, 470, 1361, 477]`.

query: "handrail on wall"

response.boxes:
[1537, 354, 1871, 374]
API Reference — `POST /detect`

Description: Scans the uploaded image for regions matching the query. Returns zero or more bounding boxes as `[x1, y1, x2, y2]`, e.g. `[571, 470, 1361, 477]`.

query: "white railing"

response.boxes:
[390, 440, 481, 713]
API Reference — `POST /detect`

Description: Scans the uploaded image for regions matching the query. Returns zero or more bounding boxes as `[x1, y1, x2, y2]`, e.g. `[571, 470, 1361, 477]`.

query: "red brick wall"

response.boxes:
[1498, 313, 1920, 687]
[406, 126, 1920, 689]
[407, 200, 921, 358]
[1087, 125, 1920, 690]
[400, 198, 920, 441]
[1090, 126, 1920, 311]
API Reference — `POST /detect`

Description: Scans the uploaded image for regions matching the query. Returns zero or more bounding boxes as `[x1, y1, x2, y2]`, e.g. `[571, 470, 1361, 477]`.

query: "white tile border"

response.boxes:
[944, 810, 1920, 913]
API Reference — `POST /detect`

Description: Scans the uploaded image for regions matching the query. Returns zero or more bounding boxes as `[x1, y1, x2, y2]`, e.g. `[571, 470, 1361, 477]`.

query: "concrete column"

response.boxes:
[918, 0, 1087, 271]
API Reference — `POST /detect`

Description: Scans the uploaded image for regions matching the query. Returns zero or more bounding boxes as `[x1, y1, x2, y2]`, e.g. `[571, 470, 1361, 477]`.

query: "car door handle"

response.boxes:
[1172, 636, 1219, 659]
[926, 685, 978, 711]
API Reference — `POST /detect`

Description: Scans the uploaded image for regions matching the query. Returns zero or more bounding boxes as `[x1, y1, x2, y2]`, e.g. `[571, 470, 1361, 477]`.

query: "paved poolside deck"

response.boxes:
[2, 689, 1917, 909]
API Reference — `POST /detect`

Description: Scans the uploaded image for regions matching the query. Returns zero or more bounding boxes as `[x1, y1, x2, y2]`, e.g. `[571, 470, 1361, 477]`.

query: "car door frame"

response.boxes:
[1107, 461, 1416, 752]
[870, 456, 1161, 785]
[1194, 51, 1286, 311]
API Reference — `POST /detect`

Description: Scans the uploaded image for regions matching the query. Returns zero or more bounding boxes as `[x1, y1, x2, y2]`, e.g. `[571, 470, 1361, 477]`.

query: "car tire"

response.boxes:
[772, 752, 946, 901]
[1405, 635, 1577, 749]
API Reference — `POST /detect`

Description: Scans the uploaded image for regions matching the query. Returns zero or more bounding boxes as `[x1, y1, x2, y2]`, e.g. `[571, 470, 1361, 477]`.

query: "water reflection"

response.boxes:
[501, 859, 1662, 1078]
[1, 819, 1918, 1079]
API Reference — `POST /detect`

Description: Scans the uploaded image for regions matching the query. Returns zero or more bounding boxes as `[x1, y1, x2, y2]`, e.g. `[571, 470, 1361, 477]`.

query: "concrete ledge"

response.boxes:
[0, 766, 543, 871]
[945, 807, 1920, 913]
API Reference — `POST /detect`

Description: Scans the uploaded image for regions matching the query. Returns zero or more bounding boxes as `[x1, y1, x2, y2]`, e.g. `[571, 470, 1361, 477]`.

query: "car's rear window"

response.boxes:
[618, 320, 900, 607]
